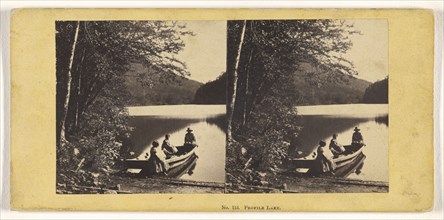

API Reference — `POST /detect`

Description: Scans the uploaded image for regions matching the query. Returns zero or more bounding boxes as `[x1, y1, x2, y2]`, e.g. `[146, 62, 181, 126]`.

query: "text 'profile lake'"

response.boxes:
[126, 105, 226, 183]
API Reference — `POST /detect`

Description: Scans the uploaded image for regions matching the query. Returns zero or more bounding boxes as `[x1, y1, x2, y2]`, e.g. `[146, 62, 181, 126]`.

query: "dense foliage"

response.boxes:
[56, 21, 190, 192]
[56, 79, 133, 192]
[362, 77, 389, 104]
[192, 72, 227, 104]
[226, 20, 359, 187]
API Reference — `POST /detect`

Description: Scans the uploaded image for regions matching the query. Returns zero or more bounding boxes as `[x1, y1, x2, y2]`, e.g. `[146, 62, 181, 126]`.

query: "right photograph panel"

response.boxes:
[225, 19, 389, 193]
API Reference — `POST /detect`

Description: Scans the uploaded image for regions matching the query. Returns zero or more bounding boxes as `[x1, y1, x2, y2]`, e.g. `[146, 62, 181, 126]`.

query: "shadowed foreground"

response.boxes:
[226, 174, 388, 193]
[57, 175, 224, 194]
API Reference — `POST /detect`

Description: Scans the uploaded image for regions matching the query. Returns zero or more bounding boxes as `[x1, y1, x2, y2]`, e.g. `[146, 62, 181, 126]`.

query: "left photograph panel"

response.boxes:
[56, 20, 227, 194]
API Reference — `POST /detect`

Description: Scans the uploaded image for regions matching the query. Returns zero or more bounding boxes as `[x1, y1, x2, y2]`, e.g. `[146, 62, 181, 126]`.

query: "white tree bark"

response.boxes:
[227, 21, 247, 142]
[60, 21, 80, 144]
[242, 47, 254, 126]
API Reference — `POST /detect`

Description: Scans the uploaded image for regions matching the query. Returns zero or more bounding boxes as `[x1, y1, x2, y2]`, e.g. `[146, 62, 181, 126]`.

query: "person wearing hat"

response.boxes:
[352, 127, 364, 146]
[183, 127, 197, 151]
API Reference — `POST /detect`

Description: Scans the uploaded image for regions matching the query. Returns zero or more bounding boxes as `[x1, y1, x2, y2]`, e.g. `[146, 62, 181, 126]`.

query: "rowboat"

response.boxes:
[164, 154, 198, 178]
[125, 145, 198, 176]
[288, 144, 365, 173]
[332, 152, 365, 178]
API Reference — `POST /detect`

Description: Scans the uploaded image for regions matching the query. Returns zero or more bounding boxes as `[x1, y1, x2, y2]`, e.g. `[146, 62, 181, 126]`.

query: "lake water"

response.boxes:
[125, 104, 388, 183]
[126, 105, 226, 183]
[290, 104, 389, 182]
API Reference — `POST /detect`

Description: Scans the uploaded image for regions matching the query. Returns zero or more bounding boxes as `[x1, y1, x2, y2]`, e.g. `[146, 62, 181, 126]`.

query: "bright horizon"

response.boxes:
[175, 21, 227, 84]
[344, 20, 388, 83]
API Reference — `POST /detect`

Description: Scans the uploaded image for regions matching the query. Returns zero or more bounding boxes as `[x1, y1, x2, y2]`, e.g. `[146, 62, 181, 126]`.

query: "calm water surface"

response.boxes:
[290, 104, 389, 182]
[126, 105, 226, 183]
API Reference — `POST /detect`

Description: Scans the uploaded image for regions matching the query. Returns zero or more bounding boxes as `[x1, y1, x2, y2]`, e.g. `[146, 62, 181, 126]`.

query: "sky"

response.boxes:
[175, 21, 226, 83]
[343, 20, 388, 83]
[176, 20, 388, 84]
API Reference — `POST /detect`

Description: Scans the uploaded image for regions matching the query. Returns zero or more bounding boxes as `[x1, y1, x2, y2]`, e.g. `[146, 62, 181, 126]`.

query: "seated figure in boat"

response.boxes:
[150, 140, 169, 173]
[162, 134, 178, 156]
[352, 127, 365, 146]
[183, 127, 197, 152]
[313, 140, 337, 174]
[329, 133, 345, 156]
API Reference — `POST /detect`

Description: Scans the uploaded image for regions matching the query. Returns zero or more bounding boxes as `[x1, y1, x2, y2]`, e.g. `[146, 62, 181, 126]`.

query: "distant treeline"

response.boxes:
[291, 63, 371, 105]
[192, 72, 227, 104]
[124, 63, 202, 106]
[192, 65, 371, 106]
[124, 62, 227, 106]
[190, 65, 387, 106]
[362, 77, 388, 104]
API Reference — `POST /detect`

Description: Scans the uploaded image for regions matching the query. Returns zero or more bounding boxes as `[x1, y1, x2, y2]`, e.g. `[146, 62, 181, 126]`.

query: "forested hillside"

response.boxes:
[192, 72, 227, 104]
[293, 63, 371, 105]
[362, 77, 388, 103]
[124, 63, 202, 105]
[193, 63, 371, 106]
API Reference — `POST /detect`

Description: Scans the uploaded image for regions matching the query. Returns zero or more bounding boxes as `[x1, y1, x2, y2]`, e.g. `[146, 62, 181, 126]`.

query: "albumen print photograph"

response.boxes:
[56, 20, 226, 194]
[55, 19, 389, 195]
[9, 8, 435, 211]
[225, 19, 389, 193]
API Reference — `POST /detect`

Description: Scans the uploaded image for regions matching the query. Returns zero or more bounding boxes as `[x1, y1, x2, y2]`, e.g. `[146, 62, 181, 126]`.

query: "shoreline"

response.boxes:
[112, 175, 225, 194]
[57, 172, 387, 194]
[226, 175, 388, 193]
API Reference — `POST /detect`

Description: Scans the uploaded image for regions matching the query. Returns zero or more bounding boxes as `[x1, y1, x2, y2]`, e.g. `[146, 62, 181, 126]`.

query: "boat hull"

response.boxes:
[125, 145, 198, 175]
[288, 144, 365, 171]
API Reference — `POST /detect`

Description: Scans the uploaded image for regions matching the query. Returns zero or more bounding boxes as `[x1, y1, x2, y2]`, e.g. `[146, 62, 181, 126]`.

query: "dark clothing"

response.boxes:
[178, 143, 195, 154]
[352, 131, 364, 144]
[177, 132, 197, 155]
[184, 132, 196, 145]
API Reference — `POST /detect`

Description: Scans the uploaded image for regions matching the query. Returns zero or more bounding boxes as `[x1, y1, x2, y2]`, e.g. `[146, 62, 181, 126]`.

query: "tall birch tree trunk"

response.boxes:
[227, 20, 246, 142]
[242, 47, 254, 126]
[74, 47, 86, 129]
[59, 21, 80, 145]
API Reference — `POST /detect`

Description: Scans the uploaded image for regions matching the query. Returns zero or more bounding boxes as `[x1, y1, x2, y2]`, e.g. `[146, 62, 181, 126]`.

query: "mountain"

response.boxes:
[292, 63, 372, 105]
[124, 63, 202, 106]
[124, 62, 374, 106]
[363, 77, 388, 103]
[192, 72, 227, 104]
[192, 63, 371, 106]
